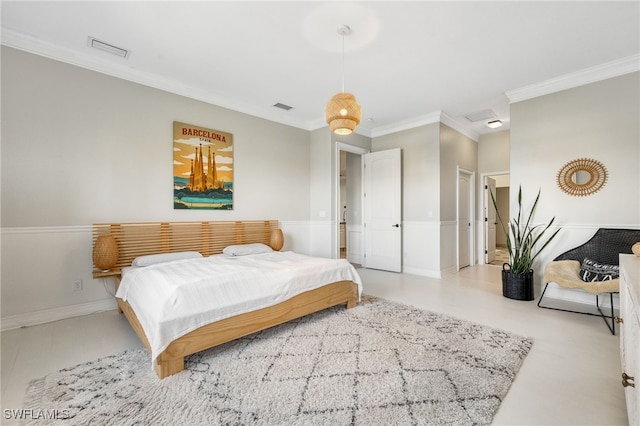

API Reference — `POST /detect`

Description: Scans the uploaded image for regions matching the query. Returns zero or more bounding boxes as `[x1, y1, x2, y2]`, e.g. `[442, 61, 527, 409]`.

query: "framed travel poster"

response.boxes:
[173, 121, 233, 209]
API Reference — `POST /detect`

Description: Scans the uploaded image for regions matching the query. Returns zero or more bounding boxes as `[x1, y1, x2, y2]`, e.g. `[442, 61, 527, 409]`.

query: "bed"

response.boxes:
[92, 220, 361, 379]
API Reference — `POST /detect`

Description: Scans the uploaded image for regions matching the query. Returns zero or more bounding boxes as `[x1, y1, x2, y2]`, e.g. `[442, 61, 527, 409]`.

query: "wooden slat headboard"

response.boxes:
[92, 220, 278, 275]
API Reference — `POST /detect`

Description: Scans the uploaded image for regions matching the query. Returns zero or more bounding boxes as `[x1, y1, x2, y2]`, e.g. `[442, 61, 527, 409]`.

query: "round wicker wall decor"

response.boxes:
[557, 158, 608, 196]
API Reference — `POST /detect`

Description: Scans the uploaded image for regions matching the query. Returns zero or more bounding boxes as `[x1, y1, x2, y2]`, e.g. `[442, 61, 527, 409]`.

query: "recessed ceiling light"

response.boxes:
[487, 120, 503, 129]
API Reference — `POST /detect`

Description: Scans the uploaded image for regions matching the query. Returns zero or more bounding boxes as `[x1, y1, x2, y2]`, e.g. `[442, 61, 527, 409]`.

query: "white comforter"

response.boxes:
[116, 251, 362, 362]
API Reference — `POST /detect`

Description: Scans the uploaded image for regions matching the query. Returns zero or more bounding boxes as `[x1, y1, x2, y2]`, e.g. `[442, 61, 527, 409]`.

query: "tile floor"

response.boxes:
[1, 265, 628, 425]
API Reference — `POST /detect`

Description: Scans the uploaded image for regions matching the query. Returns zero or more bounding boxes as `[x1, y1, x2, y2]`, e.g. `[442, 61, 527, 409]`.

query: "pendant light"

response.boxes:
[325, 25, 361, 135]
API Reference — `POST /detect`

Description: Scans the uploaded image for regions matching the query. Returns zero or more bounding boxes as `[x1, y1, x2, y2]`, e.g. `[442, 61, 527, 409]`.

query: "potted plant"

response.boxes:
[491, 186, 560, 300]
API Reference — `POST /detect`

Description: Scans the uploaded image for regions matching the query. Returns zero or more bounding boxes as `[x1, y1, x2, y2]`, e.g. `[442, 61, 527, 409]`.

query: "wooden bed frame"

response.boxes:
[92, 220, 359, 378]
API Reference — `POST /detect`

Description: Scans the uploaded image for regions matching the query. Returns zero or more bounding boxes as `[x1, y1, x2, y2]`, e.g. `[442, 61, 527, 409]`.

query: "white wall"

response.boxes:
[510, 71, 640, 301]
[1, 47, 313, 326]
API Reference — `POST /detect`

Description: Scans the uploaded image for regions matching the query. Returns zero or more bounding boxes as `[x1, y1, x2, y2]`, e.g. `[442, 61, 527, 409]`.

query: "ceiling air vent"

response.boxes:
[464, 109, 496, 122]
[273, 103, 293, 111]
[88, 37, 129, 58]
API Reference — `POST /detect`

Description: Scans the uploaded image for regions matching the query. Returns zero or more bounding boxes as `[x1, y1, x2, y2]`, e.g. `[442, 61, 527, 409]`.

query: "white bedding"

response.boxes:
[116, 251, 362, 363]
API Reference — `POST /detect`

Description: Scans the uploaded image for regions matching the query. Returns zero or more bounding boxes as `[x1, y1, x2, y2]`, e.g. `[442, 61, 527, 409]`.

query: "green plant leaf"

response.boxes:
[490, 185, 560, 275]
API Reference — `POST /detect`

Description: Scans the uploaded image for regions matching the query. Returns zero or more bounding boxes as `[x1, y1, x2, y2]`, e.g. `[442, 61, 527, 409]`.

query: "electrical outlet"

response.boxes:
[73, 280, 83, 291]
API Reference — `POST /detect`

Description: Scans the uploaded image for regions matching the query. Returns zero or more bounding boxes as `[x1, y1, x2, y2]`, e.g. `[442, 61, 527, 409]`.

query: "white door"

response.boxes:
[458, 172, 471, 268]
[363, 148, 402, 272]
[484, 177, 497, 264]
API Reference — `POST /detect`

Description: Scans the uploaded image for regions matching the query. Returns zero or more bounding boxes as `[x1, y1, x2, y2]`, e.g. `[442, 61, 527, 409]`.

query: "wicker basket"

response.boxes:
[502, 265, 534, 301]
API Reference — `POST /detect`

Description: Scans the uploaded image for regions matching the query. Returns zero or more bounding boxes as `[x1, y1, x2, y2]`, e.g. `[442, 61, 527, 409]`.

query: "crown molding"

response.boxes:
[365, 111, 479, 141]
[506, 54, 640, 104]
[439, 112, 480, 142]
[5, 28, 636, 138]
[1, 29, 313, 131]
[310, 112, 445, 138]
[368, 111, 443, 138]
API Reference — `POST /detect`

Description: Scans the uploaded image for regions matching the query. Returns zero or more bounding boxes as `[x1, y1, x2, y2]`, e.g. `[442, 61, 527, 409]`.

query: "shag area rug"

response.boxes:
[23, 296, 532, 425]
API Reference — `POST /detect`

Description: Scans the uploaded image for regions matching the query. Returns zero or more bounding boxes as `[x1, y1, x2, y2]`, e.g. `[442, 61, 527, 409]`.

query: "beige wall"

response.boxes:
[478, 130, 510, 175]
[439, 124, 478, 271]
[1, 47, 312, 226]
[496, 187, 510, 247]
[2, 44, 637, 322]
[1, 47, 312, 320]
[439, 123, 478, 221]
[511, 72, 639, 229]
[372, 124, 439, 275]
[477, 130, 510, 259]
[373, 123, 440, 221]
[510, 71, 640, 297]
[371, 122, 478, 276]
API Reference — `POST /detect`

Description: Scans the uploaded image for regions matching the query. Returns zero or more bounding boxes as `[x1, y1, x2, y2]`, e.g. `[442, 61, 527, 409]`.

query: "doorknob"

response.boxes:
[392, 224, 400, 228]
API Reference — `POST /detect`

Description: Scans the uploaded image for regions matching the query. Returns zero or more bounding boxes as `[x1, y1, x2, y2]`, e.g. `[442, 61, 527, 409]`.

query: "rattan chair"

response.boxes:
[538, 228, 640, 334]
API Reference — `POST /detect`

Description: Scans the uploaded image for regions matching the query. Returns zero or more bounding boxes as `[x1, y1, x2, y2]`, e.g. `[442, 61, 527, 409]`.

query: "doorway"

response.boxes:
[335, 143, 368, 263]
[482, 172, 510, 266]
[457, 168, 474, 270]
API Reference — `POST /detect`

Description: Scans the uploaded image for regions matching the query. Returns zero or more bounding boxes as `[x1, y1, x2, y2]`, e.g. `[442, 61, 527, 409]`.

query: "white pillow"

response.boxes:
[132, 251, 202, 267]
[222, 243, 273, 256]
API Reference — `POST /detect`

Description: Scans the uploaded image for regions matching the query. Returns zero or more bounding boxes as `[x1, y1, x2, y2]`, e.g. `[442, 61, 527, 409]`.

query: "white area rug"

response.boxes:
[23, 296, 532, 425]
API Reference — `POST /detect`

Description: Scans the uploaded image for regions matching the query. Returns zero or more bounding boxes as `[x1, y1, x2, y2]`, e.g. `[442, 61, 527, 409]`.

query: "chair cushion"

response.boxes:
[543, 260, 619, 294]
[579, 258, 620, 282]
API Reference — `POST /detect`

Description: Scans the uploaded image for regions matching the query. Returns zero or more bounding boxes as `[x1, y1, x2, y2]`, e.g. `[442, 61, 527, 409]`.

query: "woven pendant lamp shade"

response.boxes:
[93, 235, 119, 271]
[325, 92, 361, 135]
[270, 228, 284, 251]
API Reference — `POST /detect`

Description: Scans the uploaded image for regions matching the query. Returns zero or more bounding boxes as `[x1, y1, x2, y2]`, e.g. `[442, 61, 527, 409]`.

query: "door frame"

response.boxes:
[456, 167, 475, 271]
[479, 171, 510, 265]
[484, 176, 498, 264]
[333, 142, 369, 259]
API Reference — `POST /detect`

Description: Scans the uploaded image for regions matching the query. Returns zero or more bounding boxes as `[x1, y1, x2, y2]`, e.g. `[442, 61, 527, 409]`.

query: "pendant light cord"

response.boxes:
[341, 32, 345, 93]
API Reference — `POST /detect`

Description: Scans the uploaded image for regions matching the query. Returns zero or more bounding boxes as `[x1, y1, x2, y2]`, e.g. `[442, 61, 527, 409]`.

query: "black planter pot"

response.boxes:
[501, 264, 534, 301]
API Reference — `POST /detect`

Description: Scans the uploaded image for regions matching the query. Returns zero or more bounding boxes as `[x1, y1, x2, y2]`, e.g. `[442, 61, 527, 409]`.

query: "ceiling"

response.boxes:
[2, 1, 639, 139]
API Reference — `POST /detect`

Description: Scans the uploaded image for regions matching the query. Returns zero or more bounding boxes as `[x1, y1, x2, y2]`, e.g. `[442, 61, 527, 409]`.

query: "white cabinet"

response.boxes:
[620, 254, 640, 425]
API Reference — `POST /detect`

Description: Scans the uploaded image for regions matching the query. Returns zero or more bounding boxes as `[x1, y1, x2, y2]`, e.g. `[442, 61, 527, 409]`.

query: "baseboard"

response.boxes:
[1, 298, 118, 331]
[403, 266, 442, 278]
